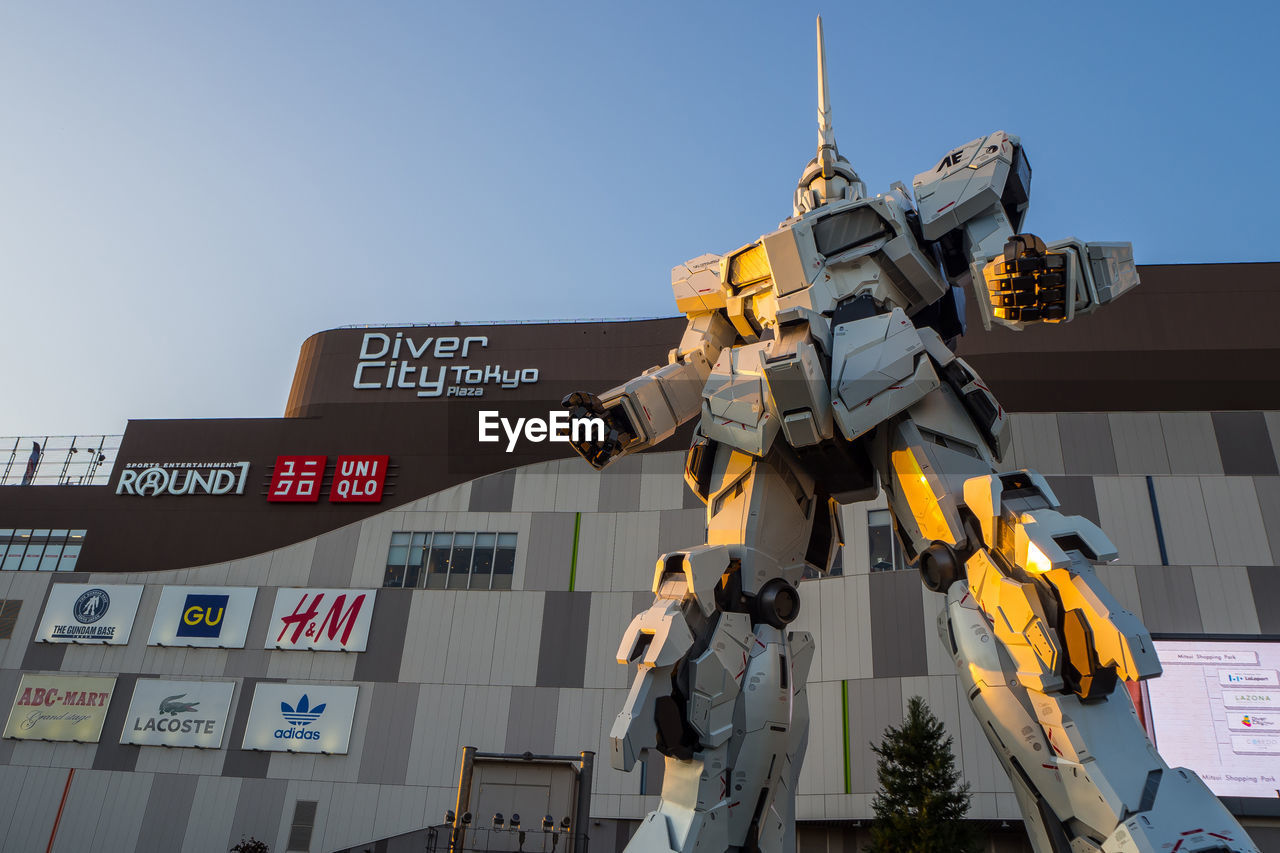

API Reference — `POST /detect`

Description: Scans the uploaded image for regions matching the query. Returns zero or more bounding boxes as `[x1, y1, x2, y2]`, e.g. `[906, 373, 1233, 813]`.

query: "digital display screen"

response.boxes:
[1148, 639, 1280, 798]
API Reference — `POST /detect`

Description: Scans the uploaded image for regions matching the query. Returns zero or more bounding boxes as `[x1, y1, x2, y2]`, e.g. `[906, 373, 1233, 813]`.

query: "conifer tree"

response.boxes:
[866, 695, 977, 853]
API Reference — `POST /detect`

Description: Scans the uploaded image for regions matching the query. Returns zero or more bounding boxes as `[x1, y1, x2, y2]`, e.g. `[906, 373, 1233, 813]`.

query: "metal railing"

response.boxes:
[337, 315, 675, 330]
[0, 435, 121, 486]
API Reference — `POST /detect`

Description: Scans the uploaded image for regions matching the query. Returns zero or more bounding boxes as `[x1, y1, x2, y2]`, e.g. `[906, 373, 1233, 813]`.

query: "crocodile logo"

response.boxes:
[158, 694, 199, 715]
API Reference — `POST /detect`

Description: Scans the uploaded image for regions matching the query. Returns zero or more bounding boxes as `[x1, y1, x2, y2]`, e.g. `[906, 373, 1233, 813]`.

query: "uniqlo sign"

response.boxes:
[268, 456, 326, 502]
[330, 455, 389, 503]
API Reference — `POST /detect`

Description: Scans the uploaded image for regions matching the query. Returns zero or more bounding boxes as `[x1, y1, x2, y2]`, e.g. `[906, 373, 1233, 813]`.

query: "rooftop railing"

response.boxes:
[0, 435, 121, 486]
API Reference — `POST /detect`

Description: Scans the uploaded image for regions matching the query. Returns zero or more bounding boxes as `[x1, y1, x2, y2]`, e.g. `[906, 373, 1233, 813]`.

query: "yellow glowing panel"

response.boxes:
[727, 244, 771, 289]
[1024, 541, 1054, 574]
[891, 449, 954, 544]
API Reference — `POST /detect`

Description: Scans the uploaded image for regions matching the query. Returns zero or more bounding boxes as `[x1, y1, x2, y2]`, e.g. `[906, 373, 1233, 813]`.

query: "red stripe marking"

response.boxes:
[937, 201, 955, 213]
[46, 769, 75, 853]
[1209, 833, 1233, 840]
[1180, 829, 1204, 836]
[1172, 841, 1183, 851]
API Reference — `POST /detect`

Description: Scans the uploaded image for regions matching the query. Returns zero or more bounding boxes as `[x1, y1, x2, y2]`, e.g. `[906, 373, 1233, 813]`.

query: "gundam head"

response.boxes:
[793, 17, 866, 216]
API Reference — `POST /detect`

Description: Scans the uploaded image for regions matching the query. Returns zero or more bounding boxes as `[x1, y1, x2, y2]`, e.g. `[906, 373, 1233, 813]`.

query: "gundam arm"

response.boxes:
[912, 130, 1140, 331]
[565, 261, 737, 470]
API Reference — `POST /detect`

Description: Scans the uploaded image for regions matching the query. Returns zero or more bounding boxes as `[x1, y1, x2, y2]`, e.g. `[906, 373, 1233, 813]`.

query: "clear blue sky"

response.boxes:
[2, 1, 1276, 437]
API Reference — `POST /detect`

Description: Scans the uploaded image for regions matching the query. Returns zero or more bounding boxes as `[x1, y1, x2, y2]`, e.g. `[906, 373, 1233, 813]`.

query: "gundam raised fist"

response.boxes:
[565, 17, 1256, 853]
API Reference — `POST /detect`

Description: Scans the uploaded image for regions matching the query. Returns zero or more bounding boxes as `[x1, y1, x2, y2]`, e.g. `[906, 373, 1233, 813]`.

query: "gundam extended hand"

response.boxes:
[982, 234, 1070, 324]
[561, 391, 636, 470]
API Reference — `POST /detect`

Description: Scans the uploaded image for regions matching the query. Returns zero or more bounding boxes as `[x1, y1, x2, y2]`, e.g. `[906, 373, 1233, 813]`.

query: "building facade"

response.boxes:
[0, 262, 1278, 852]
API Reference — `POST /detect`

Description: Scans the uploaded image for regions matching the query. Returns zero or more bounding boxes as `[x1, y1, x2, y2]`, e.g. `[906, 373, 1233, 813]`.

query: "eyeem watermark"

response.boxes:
[478, 411, 605, 452]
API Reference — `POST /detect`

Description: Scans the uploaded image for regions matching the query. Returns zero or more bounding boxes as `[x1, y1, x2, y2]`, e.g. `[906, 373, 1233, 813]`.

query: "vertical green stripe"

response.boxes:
[841, 680, 852, 794]
[569, 512, 581, 591]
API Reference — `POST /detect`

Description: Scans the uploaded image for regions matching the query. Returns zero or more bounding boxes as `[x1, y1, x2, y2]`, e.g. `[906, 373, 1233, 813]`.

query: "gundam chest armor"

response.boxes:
[562, 19, 1257, 853]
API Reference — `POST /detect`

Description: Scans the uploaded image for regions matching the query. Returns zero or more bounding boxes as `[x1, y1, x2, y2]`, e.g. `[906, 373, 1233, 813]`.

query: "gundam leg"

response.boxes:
[874, 382, 1258, 852]
[610, 441, 825, 853]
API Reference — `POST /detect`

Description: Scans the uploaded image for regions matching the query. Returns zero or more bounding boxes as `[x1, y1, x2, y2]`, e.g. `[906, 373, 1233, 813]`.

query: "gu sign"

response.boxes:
[3, 675, 117, 742]
[267, 589, 376, 651]
[241, 683, 359, 754]
[120, 679, 235, 748]
[148, 586, 257, 648]
[36, 584, 144, 644]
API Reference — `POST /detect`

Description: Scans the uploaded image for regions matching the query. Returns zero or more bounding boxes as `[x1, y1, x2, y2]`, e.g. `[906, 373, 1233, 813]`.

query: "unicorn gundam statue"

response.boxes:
[564, 18, 1256, 853]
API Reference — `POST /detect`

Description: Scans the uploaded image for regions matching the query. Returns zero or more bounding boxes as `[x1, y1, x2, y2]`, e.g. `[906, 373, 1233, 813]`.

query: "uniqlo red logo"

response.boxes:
[329, 455, 388, 503]
[268, 455, 327, 502]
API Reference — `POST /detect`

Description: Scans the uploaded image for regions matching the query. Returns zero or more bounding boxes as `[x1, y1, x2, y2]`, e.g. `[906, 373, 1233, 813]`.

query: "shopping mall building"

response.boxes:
[0, 261, 1278, 853]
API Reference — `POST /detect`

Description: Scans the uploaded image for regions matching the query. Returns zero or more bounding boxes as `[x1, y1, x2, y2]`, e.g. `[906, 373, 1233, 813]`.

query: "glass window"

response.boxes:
[0, 530, 11, 566]
[426, 533, 453, 589]
[39, 536, 64, 572]
[830, 545, 844, 576]
[57, 542, 81, 571]
[492, 533, 516, 590]
[383, 532, 410, 588]
[471, 533, 496, 589]
[448, 533, 474, 589]
[3, 531, 29, 572]
[868, 510, 906, 572]
[21, 530, 48, 572]
[405, 533, 428, 589]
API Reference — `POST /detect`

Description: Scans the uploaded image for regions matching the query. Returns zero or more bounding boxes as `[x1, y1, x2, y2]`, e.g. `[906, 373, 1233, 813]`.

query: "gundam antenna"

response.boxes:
[793, 16, 864, 215]
[816, 15, 837, 181]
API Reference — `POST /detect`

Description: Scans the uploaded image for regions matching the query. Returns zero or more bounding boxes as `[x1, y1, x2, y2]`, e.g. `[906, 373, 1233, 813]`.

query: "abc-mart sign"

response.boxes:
[242, 683, 359, 754]
[148, 586, 257, 649]
[4, 674, 118, 742]
[268, 588, 376, 652]
[120, 679, 235, 749]
[36, 584, 143, 645]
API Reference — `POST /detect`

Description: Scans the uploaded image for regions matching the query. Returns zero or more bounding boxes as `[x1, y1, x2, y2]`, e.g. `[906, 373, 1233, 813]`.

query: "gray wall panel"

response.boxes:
[1056, 413, 1118, 476]
[505, 686, 560, 754]
[309, 523, 362, 587]
[1248, 567, 1280, 634]
[657, 509, 707, 555]
[868, 572, 928, 678]
[598, 455, 644, 513]
[1134, 566, 1203, 633]
[228, 777, 289, 849]
[91, 673, 139, 773]
[523, 512, 577, 591]
[21, 640, 67, 672]
[358, 682, 419, 785]
[536, 591, 591, 688]
[1212, 412, 1279, 476]
[353, 587, 412, 682]
[1109, 413, 1170, 476]
[1044, 476, 1100, 525]
[1251, 477, 1280, 564]
[221, 677, 283, 779]
[470, 469, 517, 512]
[1159, 413, 1223, 476]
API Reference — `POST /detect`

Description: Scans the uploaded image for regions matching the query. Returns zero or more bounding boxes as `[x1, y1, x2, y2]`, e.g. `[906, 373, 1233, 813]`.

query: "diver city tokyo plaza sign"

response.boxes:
[241, 683, 359, 754]
[267, 588, 376, 651]
[120, 679, 235, 748]
[148, 586, 258, 648]
[36, 584, 143, 644]
[3, 675, 117, 742]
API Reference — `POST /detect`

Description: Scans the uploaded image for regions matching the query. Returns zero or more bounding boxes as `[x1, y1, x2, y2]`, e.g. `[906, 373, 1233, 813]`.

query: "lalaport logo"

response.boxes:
[276, 694, 326, 741]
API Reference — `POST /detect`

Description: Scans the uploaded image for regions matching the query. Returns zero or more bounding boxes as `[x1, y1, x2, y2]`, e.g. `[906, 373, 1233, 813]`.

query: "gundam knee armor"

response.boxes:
[612, 543, 815, 853]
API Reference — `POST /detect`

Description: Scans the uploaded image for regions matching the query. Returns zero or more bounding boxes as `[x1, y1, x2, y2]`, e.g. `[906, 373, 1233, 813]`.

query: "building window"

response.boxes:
[0, 529, 85, 572]
[867, 510, 907, 572]
[0, 600, 21, 639]
[385, 532, 516, 590]
[286, 800, 318, 852]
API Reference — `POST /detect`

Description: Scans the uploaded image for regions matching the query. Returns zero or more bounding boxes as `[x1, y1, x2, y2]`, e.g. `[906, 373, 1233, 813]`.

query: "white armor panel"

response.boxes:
[830, 308, 940, 440]
[912, 131, 1021, 239]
